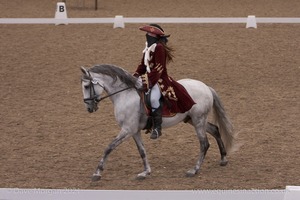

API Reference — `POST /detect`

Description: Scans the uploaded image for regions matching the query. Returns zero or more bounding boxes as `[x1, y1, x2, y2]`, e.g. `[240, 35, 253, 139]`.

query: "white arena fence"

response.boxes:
[0, 17, 300, 25]
[0, 2, 299, 27]
[0, 186, 299, 200]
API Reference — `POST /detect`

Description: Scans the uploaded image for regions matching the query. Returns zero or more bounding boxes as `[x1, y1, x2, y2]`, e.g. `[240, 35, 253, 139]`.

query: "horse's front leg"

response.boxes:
[133, 132, 151, 179]
[92, 131, 131, 181]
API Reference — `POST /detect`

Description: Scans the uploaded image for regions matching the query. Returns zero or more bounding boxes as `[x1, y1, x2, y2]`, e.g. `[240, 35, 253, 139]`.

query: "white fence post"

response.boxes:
[246, 15, 257, 28]
[113, 15, 125, 28]
[284, 186, 300, 200]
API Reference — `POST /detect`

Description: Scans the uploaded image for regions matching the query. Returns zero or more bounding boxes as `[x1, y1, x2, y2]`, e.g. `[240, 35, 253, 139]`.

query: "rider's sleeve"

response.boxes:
[133, 55, 147, 77]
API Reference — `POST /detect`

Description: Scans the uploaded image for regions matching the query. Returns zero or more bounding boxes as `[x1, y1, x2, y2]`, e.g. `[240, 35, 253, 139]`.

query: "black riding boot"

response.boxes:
[150, 106, 162, 139]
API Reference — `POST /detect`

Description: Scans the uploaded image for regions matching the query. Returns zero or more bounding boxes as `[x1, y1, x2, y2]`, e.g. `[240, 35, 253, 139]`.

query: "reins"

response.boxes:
[94, 85, 133, 102]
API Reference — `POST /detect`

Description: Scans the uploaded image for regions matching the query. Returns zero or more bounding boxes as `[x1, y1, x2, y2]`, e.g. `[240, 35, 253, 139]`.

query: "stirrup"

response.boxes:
[150, 128, 161, 139]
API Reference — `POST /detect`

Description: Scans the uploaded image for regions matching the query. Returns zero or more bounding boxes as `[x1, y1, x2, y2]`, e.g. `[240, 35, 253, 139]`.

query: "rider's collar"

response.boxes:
[143, 42, 157, 53]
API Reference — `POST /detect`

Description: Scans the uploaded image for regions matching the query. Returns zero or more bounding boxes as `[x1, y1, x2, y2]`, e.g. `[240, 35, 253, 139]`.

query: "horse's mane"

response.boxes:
[88, 64, 138, 88]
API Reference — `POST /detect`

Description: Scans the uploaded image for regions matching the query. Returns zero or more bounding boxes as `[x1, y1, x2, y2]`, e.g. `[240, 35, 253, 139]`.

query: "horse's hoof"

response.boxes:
[136, 175, 147, 180]
[186, 169, 197, 177]
[136, 171, 150, 180]
[220, 159, 228, 166]
[91, 174, 101, 182]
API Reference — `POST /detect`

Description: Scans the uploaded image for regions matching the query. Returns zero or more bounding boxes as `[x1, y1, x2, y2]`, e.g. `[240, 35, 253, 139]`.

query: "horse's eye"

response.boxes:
[84, 85, 89, 89]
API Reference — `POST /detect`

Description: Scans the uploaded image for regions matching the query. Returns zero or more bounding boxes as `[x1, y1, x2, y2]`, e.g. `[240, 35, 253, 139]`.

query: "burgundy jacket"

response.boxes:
[134, 43, 195, 114]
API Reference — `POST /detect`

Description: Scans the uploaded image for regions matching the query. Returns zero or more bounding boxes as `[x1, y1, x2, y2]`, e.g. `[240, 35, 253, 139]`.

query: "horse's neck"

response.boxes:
[93, 74, 117, 94]
[101, 77, 137, 103]
[92, 73, 140, 105]
[105, 79, 126, 94]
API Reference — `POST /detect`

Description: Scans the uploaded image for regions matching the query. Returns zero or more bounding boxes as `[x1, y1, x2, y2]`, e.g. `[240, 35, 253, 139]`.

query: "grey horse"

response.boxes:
[80, 64, 236, 181]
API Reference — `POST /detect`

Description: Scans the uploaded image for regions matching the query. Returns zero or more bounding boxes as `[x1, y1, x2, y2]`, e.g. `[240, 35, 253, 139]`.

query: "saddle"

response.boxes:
[140, 91, 176, 117]
[140, 91, 176, 131]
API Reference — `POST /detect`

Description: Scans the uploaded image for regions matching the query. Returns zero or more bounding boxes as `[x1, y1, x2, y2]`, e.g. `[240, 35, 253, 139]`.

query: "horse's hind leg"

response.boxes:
[133, 132, 151, 179]
[207, 122, 228, 166]
[186, 116, 210, 177]
[186, 118, 228, 167]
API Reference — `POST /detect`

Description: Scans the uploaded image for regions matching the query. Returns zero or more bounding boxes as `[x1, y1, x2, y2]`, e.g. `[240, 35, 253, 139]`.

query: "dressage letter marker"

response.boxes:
[55, 2, 68, 25]
[113, 15, 125, 28]
[246, 15, 257, 28]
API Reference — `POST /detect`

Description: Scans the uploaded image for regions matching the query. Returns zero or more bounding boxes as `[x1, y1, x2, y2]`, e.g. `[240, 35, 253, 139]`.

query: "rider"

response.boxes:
[133, 24, 196, 139]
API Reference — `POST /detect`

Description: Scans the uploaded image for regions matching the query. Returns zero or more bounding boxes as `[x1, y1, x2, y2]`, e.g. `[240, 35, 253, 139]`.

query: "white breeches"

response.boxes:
[150, 84, 161, 110]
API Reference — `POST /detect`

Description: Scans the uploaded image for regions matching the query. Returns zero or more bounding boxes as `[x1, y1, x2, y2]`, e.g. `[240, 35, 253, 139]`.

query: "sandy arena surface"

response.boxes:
[0, 0, 299, 190]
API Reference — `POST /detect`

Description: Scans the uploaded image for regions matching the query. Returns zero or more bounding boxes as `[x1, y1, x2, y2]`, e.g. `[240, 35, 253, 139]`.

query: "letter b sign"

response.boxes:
[59, 6, 65, 12]
[55, 2, 68, 25]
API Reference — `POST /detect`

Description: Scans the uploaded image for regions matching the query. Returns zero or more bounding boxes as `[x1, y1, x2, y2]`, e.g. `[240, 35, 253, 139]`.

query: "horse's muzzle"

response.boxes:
[84, 98, 99, 113]
[87, 107, 94, 113]
[87, 105, 98, 113]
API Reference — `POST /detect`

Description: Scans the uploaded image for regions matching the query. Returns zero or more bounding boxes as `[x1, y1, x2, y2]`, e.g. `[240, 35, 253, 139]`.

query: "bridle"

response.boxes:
[83, 79, 104, 104]
[83, 74, 133, 105]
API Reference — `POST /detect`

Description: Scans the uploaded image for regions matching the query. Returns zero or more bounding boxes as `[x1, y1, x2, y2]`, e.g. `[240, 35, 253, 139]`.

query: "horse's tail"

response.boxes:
[209, 87, 237, 154]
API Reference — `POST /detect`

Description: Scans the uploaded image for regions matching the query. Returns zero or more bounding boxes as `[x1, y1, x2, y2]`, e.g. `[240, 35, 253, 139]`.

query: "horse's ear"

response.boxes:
[80, 66, 89, 75]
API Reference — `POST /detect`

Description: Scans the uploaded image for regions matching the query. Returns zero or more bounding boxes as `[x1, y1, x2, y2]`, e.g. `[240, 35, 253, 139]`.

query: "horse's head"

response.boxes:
[80, 66, 105, 113]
